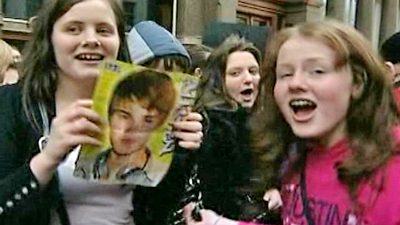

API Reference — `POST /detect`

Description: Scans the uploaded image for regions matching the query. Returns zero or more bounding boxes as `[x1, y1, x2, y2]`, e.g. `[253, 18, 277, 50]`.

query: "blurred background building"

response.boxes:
[0, 0, 399, 52]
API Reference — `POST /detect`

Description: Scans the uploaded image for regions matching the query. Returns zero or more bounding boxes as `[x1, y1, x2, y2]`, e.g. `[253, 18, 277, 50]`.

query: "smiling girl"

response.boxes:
[251, 20, 400, 225]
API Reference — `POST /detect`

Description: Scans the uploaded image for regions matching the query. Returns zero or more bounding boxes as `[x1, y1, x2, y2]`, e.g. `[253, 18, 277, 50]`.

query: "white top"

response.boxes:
[51, 148, 135, 225]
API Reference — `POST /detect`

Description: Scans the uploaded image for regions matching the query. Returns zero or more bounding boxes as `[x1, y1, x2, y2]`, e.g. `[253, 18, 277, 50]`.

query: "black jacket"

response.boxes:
[196, 108, 253, 219]
[0, 84, 66, 225]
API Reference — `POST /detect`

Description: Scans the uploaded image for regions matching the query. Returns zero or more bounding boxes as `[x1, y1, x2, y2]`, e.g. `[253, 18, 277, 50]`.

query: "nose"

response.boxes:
[147, 108, 160, 117]
[81, 28, 101, 48]
[288, 71, 308, 91]
[121, 121, 134, 133]
[243, 70, 254, 84]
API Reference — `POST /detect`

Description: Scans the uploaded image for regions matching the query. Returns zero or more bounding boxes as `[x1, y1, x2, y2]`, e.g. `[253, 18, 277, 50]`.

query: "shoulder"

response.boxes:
[0, 84, 22, 107]
[0, 84, 24, 124]
[359, 154, 400, 224]
[205, 108, 249, 130]
[363, 154, 400, 199]
[382, 154, 400, 181]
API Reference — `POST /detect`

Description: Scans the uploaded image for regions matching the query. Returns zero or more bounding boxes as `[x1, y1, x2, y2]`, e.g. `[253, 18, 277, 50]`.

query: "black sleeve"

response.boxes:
[133, 145, 193, 225]
[0, 85, 50, 219]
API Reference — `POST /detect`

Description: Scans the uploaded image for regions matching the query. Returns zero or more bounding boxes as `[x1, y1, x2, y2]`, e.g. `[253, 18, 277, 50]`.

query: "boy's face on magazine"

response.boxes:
[109, 98, 164, 154]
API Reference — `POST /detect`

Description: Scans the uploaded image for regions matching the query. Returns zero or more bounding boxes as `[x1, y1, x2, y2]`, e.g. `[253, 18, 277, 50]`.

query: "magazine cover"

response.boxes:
[73, 60, 199, 187]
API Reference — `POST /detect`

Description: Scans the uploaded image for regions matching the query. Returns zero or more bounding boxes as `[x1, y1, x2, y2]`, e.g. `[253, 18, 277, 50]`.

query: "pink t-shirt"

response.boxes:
[280, 128, 400, 225]
[238, 222, 262, 225]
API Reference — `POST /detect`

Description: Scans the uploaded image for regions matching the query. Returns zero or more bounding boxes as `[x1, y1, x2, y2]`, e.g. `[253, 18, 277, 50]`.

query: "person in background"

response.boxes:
[0, 1, 202, 225]
[182, 35, 282, 225]
[127, 20, 191, 73]
[184, 43, 212, 77]
[380, 31, 400, 87]
[0, 39, 20, 85]
[247, 20, 400, 225]
[380, 31, 400, 110]
[11, 46, 22, 64]
[126, 20, 204, 225]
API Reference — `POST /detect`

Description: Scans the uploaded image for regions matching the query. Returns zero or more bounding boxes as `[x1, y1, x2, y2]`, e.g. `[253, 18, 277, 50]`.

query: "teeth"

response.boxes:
[77, 54, 103, 60]
[290, 100, 314, 107]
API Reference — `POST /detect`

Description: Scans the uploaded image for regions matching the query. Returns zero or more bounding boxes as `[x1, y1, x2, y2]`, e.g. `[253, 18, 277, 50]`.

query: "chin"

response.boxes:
[240, 102, 254, 108]
[291, 128, 318, 140]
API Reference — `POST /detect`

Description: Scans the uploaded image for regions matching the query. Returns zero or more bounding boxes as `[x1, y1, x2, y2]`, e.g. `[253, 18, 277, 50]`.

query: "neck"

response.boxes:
[55, 73, 96, 112]
[109, 148, 149, 169]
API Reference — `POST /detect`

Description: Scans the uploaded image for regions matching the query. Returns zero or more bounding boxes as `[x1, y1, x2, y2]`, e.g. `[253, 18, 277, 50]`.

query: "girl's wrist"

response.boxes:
[215, 216, 239, 225]
[29, 152, 59, 186]
[213, 215, 222, 225]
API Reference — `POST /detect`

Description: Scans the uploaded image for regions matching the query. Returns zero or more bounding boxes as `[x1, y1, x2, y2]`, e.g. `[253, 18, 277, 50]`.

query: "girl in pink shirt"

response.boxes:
[250, 20, 400, 225]
[184, 20, 400, 225]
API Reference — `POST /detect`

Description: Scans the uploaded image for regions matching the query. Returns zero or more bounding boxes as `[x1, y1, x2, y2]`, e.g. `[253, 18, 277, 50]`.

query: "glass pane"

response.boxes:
[2, 0, 43, 19]
[27, 0, 43, 18]
[123, 1, 136, 31]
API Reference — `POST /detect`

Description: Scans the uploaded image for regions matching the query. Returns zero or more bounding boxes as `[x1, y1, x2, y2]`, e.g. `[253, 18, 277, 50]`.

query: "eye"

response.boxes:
[227, 70, 240, 77]
[276, 72, 292, 79]
[144, 115, 154, 124]
[249, 67, 259, 75]
[276, 67, 293, 79]
[311, 68, 325, 75]
[97, 25, 115, 36]
[113, 110, 130, 120]
[66, 25, 81, 34]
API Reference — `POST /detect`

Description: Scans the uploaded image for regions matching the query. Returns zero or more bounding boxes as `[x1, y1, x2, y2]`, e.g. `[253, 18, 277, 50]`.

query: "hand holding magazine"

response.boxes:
[74, 60, 199, 187]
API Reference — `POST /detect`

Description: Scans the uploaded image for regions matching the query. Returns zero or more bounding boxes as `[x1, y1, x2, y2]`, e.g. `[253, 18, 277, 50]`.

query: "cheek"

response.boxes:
[317, 80, 353, 112]
[110, 118, 126, 131]
[254, 76, 261, 87]
[224, 77, 239, 96]
[104, 37, 120, 58]
[273, 83, 287, 111]
[320, 91, 351, 117]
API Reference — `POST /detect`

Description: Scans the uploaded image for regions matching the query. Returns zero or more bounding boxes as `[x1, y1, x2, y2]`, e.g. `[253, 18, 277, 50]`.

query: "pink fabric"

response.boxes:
[280, 128, 400, 225]
[238, 222, 264, 225]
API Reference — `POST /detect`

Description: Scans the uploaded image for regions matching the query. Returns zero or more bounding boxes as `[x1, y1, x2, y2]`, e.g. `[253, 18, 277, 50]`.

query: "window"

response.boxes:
[236, 12, 273, 27]
[2, 0, 43, 19]
[123, 1, 136, 31]
[26, 0, 43, 18]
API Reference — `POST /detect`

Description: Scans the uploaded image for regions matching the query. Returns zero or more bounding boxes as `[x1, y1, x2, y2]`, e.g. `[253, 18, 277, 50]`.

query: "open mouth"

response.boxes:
[289, 99, 316, 114]
[240, 88, 254, 98]
[75, 53, 104, 61]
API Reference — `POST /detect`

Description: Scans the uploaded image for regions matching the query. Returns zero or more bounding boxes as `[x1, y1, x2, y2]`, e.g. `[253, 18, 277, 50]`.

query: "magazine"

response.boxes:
[73, 60, 199, 187]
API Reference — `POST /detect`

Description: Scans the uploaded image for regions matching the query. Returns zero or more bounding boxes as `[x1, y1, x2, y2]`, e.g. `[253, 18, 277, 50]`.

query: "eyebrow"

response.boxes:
[226, 64, 259, 70]
[277, 57, 329, 67]
[62, 20, 115, 27]
[111, 108, 130, 115]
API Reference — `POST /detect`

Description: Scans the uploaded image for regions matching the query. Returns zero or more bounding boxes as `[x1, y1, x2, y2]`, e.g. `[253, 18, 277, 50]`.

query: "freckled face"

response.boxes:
[274, 35, 359, 147]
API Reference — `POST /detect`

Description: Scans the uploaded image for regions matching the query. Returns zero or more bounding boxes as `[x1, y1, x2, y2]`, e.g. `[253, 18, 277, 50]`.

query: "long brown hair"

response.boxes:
[21, 0, 127, 131]
[195, 35, 261, 110]
[251, 20, 399, 195]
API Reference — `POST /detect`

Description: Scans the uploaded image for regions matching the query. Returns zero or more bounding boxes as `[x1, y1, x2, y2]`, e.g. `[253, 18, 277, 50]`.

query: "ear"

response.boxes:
[384, 61, 396, 81]
[351, 71, 366, 99]
[194, 67, 202, 77]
